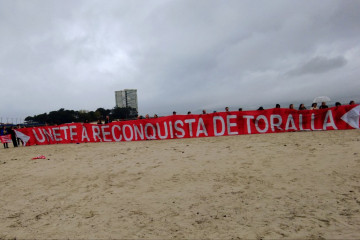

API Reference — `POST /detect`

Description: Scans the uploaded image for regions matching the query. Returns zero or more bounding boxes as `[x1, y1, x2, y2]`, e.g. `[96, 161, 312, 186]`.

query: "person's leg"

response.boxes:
[12, 138, 18, 147]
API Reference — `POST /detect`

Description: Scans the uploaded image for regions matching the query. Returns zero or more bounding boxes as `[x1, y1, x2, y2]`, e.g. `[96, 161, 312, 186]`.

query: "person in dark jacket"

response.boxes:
[10, 126, 18, 147]
[298, 104, 306, 110]
[319, 102, 328, 109]
[105, 115, 112, 124]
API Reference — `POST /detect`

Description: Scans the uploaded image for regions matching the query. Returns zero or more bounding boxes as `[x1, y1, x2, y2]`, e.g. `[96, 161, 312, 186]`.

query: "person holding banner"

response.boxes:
[319, 102, 329, 109]
[310, 103, 318, 110]
[0, 126, 10, 148]
[16, 125, 24, 146]
[298, 104, 306, 110]
[105, 115, 112, 124]
[10, 126, 18, 147]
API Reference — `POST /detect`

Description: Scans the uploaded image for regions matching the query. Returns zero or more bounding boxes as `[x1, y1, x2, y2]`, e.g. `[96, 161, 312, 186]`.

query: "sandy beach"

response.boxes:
[0, 129, 360, 239]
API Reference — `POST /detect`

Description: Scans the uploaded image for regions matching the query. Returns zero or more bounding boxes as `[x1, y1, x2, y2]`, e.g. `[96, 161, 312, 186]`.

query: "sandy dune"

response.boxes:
[1, 130, 360, 239]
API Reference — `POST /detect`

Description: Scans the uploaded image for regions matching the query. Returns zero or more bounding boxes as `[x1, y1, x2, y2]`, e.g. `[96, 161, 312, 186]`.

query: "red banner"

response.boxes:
[0, 134, 12, 143]
[15, 105, 360, 146]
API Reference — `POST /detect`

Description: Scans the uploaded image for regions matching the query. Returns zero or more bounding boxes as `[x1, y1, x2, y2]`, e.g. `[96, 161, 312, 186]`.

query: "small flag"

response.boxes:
[0, 134, 12, 143]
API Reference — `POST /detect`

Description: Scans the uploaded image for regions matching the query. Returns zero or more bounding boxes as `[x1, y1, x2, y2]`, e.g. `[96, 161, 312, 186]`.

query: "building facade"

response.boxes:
[115, 89, 138, 111]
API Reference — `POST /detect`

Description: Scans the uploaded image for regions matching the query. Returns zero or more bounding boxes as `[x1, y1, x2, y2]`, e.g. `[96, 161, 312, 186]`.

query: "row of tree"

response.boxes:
[24, 107, 138, 125]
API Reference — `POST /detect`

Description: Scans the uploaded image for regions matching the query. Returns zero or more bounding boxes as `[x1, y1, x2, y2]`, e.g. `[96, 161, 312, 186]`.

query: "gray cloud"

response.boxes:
[0, 0, 360, 120]
[287, 56, 347, 76]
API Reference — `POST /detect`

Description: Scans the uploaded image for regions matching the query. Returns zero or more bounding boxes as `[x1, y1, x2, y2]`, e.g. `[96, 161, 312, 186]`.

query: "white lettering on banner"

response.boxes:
[134, 124, 144, 140]
[60, 126, 68, 140]
[299, 114, 310, 131]
[92, 125, 102, 141]
[174, 120, 185, 138]
[196, 118, 208, 137]
[123, 125, 133, 141]
[145, 123, 156, 140]
[270, 115, 283, 132]
[214, 116, 225, 136]
[311, 113, 322, 130]
[285, 114, 297, 131]
[18, 105, 356, 146]
[227, 115, 238, 135]
[184, 119, 196, 137]
[255, 115, 269, 133]
[157, 122, 168, 139]
[169, 121, 174, 138]
[323, 110, 338, 130]
[82, 126, 90, 142]
[112, 125, 122, 141]
[33, 128, 45, 143]
[43, 128, 54, 142]
[101, 125, 111, 142]
[53, 127, 62, 141]
[243, 115, 255, 134]
[69, 125, 77, 140]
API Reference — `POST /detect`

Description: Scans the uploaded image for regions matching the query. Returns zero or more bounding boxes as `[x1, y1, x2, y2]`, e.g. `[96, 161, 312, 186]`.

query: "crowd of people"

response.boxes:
[138, 100, 357, 119]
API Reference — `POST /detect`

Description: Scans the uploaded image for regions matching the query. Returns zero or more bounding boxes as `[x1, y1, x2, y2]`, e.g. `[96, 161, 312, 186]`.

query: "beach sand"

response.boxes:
[0, 130, 360, 239]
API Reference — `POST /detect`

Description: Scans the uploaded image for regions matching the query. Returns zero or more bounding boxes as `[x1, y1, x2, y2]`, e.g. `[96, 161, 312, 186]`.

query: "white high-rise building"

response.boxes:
[115, 89, 138, 111]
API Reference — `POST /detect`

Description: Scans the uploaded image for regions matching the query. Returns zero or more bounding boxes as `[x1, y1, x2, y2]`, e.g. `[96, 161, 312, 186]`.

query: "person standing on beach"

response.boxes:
[298, 104, 306, 110]
[310, 103, 318, 110]
[10, 126, 18, 147]
[105, 115, 112, 124]
[16, 125, 23, 146]
[319, 102, 328, 109]
[1, 126, 9, 148]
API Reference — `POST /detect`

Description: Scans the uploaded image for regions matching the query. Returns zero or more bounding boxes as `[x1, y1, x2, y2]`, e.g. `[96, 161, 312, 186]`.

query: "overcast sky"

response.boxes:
[1, 0, 359, 121]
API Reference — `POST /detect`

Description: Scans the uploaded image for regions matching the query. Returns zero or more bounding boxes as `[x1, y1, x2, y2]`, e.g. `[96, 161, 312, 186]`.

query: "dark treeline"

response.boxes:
[24, 107, 137, 125]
